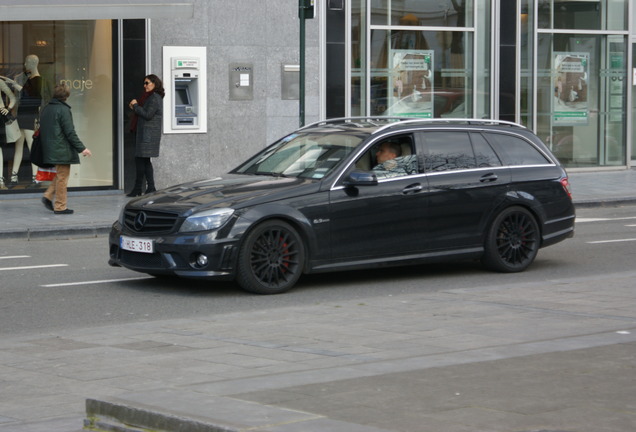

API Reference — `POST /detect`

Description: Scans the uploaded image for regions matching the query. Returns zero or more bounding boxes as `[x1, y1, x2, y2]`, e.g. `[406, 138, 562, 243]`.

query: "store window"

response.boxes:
[536, 33, 627, 167]
[538, 0, 628, 31]
[370, 29, 473, 118]
[370, 0, 473, 27]
[1, 20, 113, 192]
[349, 1, 488, 119]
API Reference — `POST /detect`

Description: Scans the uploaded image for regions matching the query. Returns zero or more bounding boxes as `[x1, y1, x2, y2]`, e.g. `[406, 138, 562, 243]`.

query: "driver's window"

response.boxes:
[355, 135, 418, 179]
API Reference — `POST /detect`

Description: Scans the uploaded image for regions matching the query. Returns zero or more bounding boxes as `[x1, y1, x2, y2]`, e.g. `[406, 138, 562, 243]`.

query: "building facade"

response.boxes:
[0, 0, 634, 197]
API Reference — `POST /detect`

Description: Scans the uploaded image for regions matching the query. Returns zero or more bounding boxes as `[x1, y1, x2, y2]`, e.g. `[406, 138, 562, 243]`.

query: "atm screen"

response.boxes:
[175, 87, 190, 105]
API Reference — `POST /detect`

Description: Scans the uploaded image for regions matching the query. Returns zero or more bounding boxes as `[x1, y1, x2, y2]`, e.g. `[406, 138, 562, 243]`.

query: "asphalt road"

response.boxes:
[1, 204, 635, 337]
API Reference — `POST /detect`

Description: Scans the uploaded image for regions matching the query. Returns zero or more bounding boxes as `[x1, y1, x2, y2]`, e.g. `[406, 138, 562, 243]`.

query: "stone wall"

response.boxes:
[150, 0, 320, 187]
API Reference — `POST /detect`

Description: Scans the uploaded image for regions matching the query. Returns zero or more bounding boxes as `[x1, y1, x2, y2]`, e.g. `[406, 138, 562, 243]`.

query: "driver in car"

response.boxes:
[372, 141, 416, 178]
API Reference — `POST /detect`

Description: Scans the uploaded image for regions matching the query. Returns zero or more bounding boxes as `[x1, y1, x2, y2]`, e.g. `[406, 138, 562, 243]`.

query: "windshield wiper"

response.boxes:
[255, 171, 293, 178]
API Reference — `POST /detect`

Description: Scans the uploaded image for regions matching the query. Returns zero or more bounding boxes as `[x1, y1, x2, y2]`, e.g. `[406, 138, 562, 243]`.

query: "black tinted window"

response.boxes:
[471, 133, 502, 167]
[484, 133, 551, 166]
[422, 132, 476, 172]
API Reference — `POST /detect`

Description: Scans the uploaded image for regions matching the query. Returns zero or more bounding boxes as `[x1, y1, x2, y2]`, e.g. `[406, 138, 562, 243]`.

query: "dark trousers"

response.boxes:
[132, 157, 155, 193]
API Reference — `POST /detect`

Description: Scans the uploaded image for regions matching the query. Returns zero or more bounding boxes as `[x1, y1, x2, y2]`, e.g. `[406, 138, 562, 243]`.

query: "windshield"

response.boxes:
[232, 131, 364, 179]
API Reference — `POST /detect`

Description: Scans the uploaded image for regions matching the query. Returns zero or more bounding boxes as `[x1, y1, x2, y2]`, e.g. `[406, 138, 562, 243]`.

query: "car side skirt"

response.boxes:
[307, 247, 483, 274]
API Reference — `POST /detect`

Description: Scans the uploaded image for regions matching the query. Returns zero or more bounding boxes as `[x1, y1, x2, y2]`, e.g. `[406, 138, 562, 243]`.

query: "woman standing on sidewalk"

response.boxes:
[40, 83, 92, 215]
[127, 74, 164, 197]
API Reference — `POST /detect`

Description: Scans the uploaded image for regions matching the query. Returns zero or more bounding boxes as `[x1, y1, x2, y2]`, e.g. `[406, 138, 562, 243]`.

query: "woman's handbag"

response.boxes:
[30, 129, 54, 168]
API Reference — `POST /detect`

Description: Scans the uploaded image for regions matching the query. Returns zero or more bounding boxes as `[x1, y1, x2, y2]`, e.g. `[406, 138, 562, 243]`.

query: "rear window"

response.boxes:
[484, 133, 551, 166]
[421, 131, 476, 172]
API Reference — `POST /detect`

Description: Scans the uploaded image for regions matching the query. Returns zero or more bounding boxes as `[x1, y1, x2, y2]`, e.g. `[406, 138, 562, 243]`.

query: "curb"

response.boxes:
[0, 225, 112, 240]
[85, 398, 236, 432]
[573, 198, 636, 208]
[84, 393, 392, 432]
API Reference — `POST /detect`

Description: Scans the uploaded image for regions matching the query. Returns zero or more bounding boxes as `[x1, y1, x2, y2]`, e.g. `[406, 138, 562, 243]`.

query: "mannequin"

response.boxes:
[0, 79, 17, 189]
[10, 54, 47, 186]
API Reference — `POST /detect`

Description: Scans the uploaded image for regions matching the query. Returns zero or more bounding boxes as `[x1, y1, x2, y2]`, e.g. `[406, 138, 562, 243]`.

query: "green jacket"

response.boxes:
[40, 98, 86, 165]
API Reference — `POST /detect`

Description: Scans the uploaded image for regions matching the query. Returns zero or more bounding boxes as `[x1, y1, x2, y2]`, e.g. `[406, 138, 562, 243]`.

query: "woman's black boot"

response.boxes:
[144, 160, 156, 194]
[127, 177, 143, 197]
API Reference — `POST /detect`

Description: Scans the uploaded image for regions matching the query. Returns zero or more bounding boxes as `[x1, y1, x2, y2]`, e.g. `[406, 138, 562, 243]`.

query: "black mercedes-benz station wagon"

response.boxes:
[109, 118, 575, 294]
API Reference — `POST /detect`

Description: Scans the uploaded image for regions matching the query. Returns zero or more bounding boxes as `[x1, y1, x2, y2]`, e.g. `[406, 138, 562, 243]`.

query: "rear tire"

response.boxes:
[482, 206, 540, 273]
[236, 220, 305, 294]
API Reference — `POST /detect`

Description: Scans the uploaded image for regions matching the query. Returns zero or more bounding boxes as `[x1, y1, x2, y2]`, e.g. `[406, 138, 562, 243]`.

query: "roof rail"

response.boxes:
[373, 118, 526, 134]
[300, 117, 526, 133]
[299, 116, 407, 130]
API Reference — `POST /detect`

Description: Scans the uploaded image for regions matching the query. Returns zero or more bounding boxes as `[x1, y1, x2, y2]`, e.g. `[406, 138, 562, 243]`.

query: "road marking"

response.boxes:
[587, 238, 636, 244]
[0, 264, 68, 271]
[41, 276, 154, 288]
[577, 216, 636, 223]
[0, 256, 31, 260]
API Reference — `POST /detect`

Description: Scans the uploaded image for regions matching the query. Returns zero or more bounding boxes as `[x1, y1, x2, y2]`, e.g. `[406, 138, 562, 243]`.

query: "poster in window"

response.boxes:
[553, 52, 589, 126]
[609, 52, 624, 123]
[387, 50, 434, 118]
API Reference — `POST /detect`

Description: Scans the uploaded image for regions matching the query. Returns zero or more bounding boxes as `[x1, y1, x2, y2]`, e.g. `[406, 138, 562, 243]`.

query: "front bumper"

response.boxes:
[108, 222, 238, 279]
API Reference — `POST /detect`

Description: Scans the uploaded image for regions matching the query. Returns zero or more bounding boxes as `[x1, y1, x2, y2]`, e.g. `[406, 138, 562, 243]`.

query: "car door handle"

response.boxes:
[402, 184, 423, 194]
[480, 173, 498, 183]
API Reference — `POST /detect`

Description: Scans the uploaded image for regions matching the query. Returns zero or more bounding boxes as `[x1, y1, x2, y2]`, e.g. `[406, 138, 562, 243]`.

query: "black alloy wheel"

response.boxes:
[482, 206, 540, 273]
[236, 220, 305, 294]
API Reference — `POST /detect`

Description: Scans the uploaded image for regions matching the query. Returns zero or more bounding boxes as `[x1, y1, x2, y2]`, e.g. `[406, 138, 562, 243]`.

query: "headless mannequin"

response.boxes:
[11, 55, 44, 185]
[0, 79, 17, 188]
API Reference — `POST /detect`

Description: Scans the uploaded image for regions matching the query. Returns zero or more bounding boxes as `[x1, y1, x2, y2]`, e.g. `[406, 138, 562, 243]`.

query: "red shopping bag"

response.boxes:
[35, 167, 57, 182]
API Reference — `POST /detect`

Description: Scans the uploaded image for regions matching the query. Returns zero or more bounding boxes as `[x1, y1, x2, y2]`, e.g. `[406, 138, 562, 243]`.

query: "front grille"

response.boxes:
[124, 209, 180, 233]
[119, 250, 165, 268]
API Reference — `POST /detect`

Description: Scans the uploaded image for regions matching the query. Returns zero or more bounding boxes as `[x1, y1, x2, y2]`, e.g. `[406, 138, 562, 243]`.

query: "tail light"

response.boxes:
[560, 177, 572, 200]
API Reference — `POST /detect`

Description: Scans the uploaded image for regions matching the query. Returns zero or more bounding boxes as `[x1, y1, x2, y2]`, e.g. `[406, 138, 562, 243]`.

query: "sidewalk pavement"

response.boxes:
[0, 168, 635, 240]
[0, 190, 128, 240]
[0, 169, 635, 432]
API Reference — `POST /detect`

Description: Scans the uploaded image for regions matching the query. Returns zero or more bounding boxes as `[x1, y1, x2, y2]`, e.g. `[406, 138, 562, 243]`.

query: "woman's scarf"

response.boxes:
[129, 90, 153, 133]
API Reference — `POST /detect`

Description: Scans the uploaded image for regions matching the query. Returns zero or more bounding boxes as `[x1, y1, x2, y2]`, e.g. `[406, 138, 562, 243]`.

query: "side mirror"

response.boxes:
[343, 170, 378, 187]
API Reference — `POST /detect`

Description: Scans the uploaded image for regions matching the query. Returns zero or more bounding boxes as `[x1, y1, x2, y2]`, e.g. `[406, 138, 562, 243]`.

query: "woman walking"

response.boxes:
[127, 74, 164, 197]
[40, 83, 91, 215]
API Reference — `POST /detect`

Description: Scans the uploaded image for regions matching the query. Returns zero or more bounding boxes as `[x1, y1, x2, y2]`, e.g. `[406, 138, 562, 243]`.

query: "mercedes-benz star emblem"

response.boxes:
[133, 211, 147, 231]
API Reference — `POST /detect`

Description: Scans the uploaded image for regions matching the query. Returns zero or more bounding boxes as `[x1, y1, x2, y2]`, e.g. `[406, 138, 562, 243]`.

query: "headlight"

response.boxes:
[179, 208, 234, 233]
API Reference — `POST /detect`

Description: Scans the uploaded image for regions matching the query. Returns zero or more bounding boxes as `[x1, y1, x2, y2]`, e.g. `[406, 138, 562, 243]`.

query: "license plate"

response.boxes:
[120, 236, 154, 254]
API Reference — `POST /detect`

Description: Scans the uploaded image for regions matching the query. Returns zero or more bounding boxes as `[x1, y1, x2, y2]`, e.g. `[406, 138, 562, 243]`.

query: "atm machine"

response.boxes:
[171, 57, 199, 129]
[162, 46, 206, 134]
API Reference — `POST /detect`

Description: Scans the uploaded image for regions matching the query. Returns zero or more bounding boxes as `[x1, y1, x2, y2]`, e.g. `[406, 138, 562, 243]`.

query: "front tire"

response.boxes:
[482, 206, 540, 273]
[236, 220, 305, 294]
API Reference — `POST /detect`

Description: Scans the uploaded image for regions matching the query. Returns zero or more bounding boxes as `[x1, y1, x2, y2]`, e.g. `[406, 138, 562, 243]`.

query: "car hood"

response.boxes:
[128, 174, 320, 216]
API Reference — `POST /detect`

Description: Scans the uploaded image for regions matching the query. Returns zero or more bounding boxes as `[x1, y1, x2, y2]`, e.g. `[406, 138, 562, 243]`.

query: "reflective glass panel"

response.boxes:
[371, 0, 473, 27]
[632, 43, 636, 163]
[538, 0, 627, 31]
[475, 0, 490, 119]
[536, 33, 626, 167]
[520, 0, 534, 127]
[351, 0, 366, 116]
[370, 29, 473, 118]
